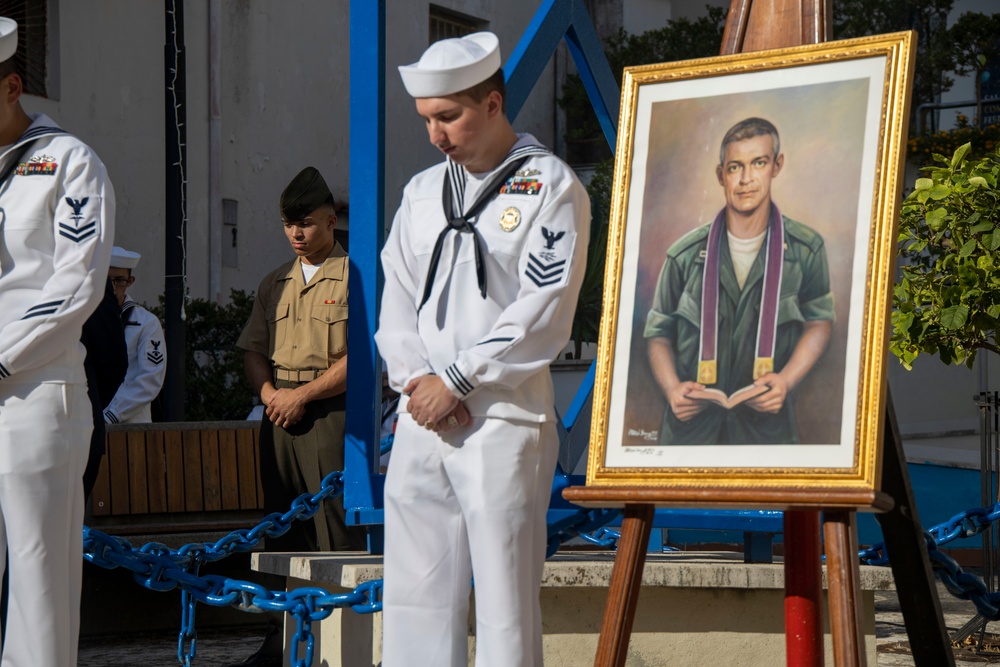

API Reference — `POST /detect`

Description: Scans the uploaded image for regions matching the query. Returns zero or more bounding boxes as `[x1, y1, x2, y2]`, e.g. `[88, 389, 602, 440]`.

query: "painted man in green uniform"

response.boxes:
[645, 117, 834, 445]
[237, 167, 364, 552]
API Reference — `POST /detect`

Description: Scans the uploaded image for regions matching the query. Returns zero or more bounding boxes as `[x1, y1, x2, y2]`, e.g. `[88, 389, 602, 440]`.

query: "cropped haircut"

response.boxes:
[0, 56, 18, 81]
[719, 117, 780, 165]
[458, 68, 506, 113]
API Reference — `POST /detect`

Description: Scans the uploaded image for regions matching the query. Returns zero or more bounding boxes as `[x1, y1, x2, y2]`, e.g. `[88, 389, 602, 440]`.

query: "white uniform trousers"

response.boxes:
[0, 381, 90, 667]
[382, 415, 558, 667]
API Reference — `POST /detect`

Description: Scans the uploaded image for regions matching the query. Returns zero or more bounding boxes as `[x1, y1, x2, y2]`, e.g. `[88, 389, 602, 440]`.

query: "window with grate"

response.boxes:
[0, 0, 46, 97]
[429, 5, 485, 44]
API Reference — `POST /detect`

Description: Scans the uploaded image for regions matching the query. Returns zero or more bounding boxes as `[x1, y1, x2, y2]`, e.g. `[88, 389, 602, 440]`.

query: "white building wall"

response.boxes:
[385, 1, 559, 224]
[23, 0, 558, 308]
[23, 0, 998, 464]
[622, 0, 729, 34]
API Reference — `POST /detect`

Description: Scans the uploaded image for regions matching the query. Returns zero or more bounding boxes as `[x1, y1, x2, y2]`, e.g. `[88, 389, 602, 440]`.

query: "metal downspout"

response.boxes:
[208, 0, 222, 301]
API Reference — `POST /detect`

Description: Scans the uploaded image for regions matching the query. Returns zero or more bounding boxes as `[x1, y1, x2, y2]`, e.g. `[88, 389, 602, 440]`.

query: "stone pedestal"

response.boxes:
[252, 550, 895, 666]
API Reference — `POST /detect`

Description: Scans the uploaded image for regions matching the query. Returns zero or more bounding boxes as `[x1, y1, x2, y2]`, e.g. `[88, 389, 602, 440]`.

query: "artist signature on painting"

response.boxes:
[627, 428, 658, 442]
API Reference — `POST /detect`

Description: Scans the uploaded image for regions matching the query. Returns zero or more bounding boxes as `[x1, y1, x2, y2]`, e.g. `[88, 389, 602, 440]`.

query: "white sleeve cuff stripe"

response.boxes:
[445, 365, 474, 396]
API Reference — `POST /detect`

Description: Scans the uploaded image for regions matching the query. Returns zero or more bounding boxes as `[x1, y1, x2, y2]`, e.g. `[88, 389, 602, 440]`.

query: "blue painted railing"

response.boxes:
[343, 0, 783, 551]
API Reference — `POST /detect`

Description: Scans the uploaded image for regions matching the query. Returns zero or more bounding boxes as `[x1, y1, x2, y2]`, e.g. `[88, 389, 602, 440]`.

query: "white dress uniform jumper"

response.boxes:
[103, 295, 165, 424]
[376, 134, 590, 667]
[0, 111, 115, 667]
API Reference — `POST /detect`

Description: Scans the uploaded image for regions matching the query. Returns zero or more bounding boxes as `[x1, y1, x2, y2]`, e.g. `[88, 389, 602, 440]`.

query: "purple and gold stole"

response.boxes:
[697, 203, 784, 385]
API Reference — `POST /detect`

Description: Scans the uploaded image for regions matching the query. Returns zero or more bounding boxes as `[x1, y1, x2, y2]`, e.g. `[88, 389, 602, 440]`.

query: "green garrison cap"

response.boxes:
[280, 167, 335, 221]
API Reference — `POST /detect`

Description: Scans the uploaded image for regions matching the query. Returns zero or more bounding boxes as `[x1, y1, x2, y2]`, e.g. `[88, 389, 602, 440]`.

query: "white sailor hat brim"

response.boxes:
[398, 31, 501, 98]
[0, 18, 17, 63]
[110, 246, 141, 270]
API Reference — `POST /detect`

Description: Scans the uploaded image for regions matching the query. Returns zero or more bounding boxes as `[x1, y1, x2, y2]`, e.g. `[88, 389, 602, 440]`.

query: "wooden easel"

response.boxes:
[562, 486, 891, 667]
[564, 395, 954, 666]
[563, 1, 957, 665]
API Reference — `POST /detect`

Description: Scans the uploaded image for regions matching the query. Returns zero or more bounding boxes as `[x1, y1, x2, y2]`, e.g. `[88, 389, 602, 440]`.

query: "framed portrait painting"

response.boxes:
[587, 32, 915, 493]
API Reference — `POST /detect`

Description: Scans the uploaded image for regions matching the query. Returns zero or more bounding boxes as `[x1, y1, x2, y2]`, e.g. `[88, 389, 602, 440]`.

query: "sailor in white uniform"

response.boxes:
[375, 32, 590, 667]
[0, 17, 115, 666]
[103, 246, 166, 424]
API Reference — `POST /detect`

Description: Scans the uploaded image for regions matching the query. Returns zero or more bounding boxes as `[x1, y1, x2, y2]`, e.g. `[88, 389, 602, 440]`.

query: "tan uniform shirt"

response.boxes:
[237, 243, 348, 371]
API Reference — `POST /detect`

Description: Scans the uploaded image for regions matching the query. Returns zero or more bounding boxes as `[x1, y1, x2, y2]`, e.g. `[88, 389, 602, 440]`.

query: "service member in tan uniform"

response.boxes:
[237, 167, 364, 553]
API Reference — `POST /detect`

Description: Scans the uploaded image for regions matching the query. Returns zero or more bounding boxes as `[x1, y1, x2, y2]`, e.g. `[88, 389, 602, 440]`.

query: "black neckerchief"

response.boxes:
[0, 124, 67, 197]
[418, 144, 549, 311]
[0, 141, 37, 193]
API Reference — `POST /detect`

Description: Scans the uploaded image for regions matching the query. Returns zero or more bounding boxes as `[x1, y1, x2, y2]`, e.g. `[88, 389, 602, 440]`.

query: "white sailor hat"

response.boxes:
[110, 246, 141, 270]
[398, 31, 501, 98]
[0, 18, 16, 63]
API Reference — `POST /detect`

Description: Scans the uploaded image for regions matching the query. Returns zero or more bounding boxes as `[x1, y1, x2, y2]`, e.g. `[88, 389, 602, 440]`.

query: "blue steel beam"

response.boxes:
[564, 5, 620, 154]
[345, 0, 386, 532]
[342, 0, 781, 550]
[505, 0, 618, 435]
[505, 0, 619, 155]
[505, 0, 571, 121]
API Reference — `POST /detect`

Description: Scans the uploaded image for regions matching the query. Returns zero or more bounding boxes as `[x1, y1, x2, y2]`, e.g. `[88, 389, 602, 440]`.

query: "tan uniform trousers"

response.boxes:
[259, 382, 364, 552]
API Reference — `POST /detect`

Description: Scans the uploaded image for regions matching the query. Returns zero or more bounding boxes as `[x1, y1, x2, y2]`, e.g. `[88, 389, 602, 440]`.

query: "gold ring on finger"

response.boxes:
[424, 420, 436, 430]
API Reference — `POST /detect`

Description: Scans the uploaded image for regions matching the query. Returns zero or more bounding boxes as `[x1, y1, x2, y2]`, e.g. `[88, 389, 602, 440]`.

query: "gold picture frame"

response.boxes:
[586, 32, 915, 493]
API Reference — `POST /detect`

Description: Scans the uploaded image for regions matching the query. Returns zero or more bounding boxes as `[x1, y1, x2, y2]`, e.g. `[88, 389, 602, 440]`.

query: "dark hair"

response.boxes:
[459, 68, 506, 113]
[0, 55, 19, 81]
[719, 117, 780, 165]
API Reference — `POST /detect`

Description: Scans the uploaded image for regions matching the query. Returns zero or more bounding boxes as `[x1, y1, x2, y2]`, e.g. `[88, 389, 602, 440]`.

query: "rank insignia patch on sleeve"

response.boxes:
[58, 197, 96, 243]
[525, 225, 570, 287]
[147, 340, 165, 365]
[526, 253, 567, 287]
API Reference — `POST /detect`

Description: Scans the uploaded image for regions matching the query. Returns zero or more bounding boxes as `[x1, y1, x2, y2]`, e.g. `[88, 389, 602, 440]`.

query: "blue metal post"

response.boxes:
[505, 0, 619, 150]
[341, 0, 782, 550]
[346, 0, 386, 536]
[504, 0, 618, 440]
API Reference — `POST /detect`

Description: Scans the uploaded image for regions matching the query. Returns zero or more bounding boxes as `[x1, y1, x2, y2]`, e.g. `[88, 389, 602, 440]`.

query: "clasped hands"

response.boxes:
[263, 386, 308, 429]
[405, 375, 470, 433]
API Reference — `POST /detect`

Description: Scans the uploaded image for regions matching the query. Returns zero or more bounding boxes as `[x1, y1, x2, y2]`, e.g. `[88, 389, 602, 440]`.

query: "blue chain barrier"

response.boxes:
[83, 470, 620, 666]
[545, 507, 621, 556]
[379, 433, 393, 456]
[859, 500, 1000, 621]
[178, 582, 198, 667]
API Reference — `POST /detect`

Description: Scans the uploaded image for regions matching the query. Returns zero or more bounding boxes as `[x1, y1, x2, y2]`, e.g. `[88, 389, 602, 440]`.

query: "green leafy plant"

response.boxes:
[562, 9, 725, 356]
[835, 0, 958, 127]
[152, 289, 256, 420]
[570, 158, 613, 359]
[892, 142, 1000, 369]
[907, 115, 1000, 167]
[948, 12, 1000, 124]
[559, 5, 726, 164]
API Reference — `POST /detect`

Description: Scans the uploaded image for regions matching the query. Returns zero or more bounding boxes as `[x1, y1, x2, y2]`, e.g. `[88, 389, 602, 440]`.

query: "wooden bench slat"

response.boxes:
[145, 430, 168, 513]
[108, 431, 131, 515]
[236, 428, 260, 510]
[164, 430, 186, 513]
[182, 430, 204, 512]
[126, 431, 149, 514]
[93, 423, 270, 535]
[218, 430, 241, 511]
[254, 429, 264, 507]
[201, 430, 223, 512]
